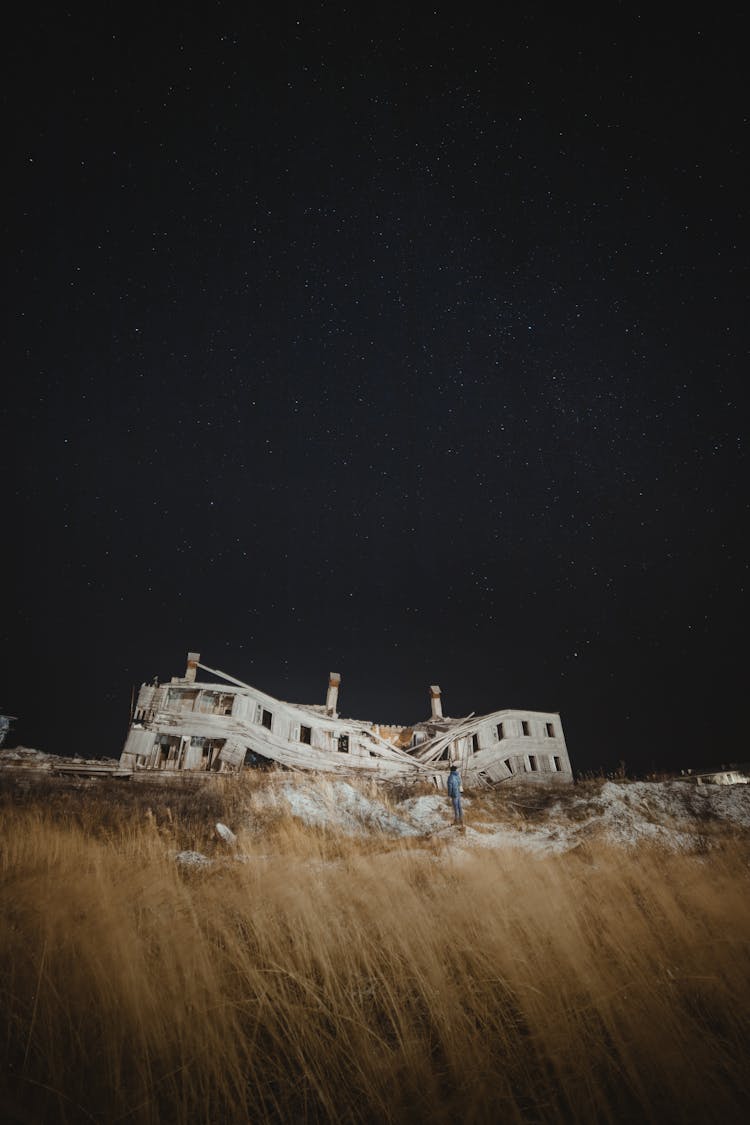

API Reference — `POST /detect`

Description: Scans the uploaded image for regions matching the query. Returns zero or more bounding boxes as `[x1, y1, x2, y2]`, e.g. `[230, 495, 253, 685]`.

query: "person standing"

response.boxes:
[447, 764, 463, 826]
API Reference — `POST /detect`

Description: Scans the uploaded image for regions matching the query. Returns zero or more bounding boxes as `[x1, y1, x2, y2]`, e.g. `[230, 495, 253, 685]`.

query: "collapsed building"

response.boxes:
[119, 653, 574, 787]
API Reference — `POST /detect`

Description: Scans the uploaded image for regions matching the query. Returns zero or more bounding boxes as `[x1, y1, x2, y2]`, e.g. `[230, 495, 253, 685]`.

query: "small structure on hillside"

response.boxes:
[0, 713, 16, 749]
[119, 653, 574, 787]
[684, 769, 748, 786]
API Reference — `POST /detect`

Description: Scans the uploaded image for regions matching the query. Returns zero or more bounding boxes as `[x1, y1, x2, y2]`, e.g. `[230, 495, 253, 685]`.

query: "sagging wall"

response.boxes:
[433, 711, 573, 783]
[121, 678, 382, 772]
[120, 728, 155, 769]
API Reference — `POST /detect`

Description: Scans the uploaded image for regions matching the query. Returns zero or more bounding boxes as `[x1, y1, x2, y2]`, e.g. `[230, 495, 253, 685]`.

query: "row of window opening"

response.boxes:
[255, 707, 560, 761]
[259, 712, 349, 754]
[498, 754, 563, 773]
[496, 720, 556, 740]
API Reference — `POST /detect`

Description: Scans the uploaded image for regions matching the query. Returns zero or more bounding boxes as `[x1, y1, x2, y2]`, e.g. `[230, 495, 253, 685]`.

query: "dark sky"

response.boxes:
[3, 8, 747, 774]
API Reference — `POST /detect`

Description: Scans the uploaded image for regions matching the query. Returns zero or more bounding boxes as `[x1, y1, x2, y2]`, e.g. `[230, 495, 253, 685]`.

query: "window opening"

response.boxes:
[522, 721, 530, 736]
[168, 688, 199, 712]
[338, 734, 350, 753]
[471, 733, 480, 753]
[300, 725, 312, 745]
[261, 709, 273, 730]
[545, 722, 555, 737]
[198, 691, 218, 713]
[496, 722, 504, 740]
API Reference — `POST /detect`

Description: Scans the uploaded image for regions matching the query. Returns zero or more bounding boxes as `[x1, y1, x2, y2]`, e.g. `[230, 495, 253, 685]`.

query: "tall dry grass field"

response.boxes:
[1, 778, 749, 1123]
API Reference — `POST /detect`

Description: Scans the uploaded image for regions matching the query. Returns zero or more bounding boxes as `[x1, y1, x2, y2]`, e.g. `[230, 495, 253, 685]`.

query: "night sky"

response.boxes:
[3, 8, 747, 775]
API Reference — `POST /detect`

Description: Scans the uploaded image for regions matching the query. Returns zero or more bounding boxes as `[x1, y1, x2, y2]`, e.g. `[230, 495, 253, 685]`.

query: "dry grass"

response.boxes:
[1, 777, 749, 1123]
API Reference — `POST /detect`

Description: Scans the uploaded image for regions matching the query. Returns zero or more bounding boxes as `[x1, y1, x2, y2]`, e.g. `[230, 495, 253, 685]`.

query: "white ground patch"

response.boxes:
[259, 778, 424, 836]
[561, 781, 750, 846]
[245, 776, 750, 854]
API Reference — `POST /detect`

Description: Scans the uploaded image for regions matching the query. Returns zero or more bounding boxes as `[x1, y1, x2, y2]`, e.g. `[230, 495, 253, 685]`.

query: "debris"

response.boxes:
[215, 822, 237, 845]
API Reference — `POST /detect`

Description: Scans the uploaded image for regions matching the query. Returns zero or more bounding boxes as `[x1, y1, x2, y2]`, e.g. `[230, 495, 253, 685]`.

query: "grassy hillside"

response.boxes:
[1, 774, 749, 1123]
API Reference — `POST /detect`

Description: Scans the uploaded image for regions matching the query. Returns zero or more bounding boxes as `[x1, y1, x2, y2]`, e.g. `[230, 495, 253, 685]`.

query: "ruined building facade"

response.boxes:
[119, 653, 573, 787]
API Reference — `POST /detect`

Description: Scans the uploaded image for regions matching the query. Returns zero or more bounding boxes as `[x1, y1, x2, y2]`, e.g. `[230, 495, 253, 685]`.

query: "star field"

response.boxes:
[3, 8, 747, 772]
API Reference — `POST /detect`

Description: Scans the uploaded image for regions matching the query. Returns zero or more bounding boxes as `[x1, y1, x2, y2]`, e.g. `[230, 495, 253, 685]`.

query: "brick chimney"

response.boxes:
[430, 685, 443, 720]
[185, 652, 200, 683]
[326, 672, 341, 717]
